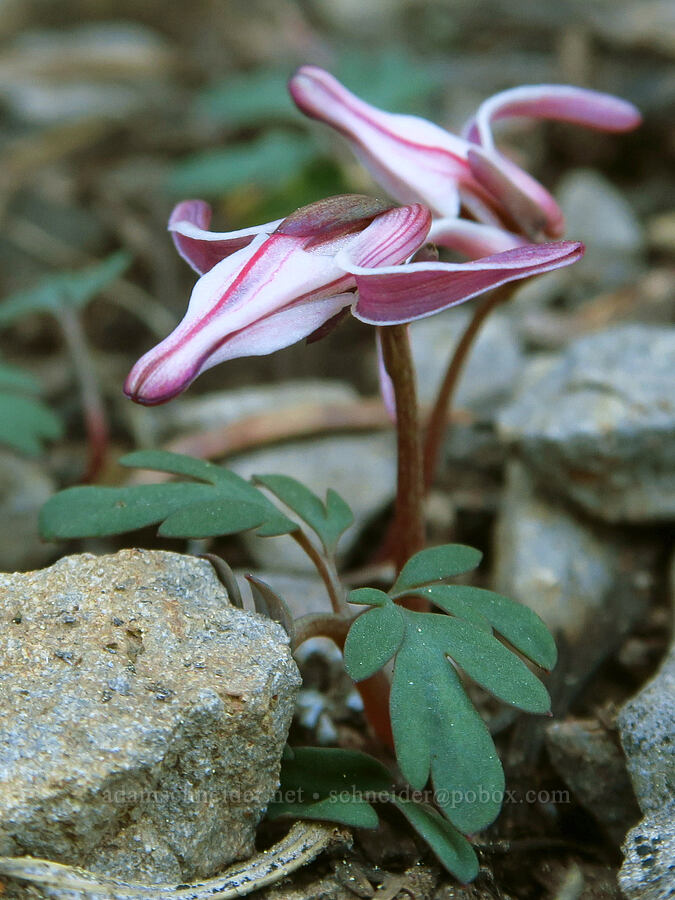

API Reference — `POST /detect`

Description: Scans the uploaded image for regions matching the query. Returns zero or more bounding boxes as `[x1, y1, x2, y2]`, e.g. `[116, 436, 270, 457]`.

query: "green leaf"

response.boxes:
[196, 67, 302, 128]
[167, 132, 316, 197]
[276, 747, 393, 798]
[268, 797, 378, 829]
[40, 483, 212, 538]
[158, 499, 267, 538]
[120, 450, 230, 485]
[391, 544, 483, 595]
[409, 584, 492, 632]
[344, 604, 405, 681]
[0, 392, 62, 457]
[348, 587, 390, 607]
[421, 584, 557, 669]
[0, 252, 131, 324]
[0, 363, 41, 394]
[394, 799, 479, 883]
[40, 452, 299, 541]
[390, 618, 505, 833]
[268, 747, 393, 828]
[254, 474, 353, 553]
[421, 613, 551, 714]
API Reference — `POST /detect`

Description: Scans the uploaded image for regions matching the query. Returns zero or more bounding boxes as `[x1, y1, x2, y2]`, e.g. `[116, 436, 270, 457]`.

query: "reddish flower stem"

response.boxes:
[379, 324, 428, 612]
[379, 325, 425, 571]
[423, 284, 515, 490]
[59, 305, 108, 483]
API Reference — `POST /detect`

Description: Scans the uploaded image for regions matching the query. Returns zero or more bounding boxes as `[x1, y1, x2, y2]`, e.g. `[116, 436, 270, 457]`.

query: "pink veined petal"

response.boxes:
[125, 232, 352, 405]
[350, 241, 584, 325]
[467, 146, 565, 239]
[169, 199, 283, 274]
[204, 293, 354, 366]
[463, 84, 642, 150]
[429, 217, 528, 258]
[338, 203, 431, 269]
[375, 328, 397, 422]
[124, 292, 354, 405]
[289, 66, 468, 217]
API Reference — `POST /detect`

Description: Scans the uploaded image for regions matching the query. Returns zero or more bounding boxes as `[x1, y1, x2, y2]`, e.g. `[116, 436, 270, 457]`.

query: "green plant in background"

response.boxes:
[0, 252, 130, 477]
[0, 360, 62, 456]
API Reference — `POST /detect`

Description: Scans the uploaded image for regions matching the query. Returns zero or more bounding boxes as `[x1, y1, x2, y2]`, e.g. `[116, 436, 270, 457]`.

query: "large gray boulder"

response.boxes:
[0, 550, 300, 883]
[498, 325, 675, 523]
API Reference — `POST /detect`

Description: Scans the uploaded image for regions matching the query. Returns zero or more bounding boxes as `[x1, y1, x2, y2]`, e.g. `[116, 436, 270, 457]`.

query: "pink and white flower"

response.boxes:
[125, 196, 583, 405]
[289, 68, 641, 241]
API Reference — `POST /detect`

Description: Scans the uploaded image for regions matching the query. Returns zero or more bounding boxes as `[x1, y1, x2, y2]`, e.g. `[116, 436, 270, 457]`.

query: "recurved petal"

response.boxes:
[289, 65, 466, 217]
[169, 199, 282, 274]
[337, 203, 431, 269]
[467, 147, 565, 239]
[463, 84, 642, 148]
[429, 218, 528, 258]
[351, 241, 584, 325]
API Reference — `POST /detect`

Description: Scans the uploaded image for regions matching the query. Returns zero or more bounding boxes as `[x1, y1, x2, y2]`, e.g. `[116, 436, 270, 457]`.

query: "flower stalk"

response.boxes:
[379, 325, 426, 590]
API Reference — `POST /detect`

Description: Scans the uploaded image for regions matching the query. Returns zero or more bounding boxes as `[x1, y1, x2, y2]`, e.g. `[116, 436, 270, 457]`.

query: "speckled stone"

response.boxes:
[498, 325, 675, 523]
[0, 550, 300, 882]
[619, 810, 675, 900]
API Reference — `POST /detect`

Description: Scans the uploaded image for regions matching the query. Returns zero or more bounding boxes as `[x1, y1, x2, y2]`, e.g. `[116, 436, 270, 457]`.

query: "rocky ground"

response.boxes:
[0, 1, 673, 898]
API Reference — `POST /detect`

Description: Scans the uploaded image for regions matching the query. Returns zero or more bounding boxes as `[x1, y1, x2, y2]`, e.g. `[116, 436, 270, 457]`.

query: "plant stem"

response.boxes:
[58, 304, 108, 483]
[292, 613, 351, 650]
[423, 284, 515, 491]
[290, 529, 349, 617]
[379, 325, 425, 576]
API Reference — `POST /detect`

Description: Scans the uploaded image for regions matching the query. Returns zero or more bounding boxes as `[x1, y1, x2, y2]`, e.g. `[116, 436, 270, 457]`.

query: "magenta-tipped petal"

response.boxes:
[352, 241, 584, 325]
[169, 200, 283, 275]
[464, 84, 642, 147]
[467, 147, 565, 239]
[289, 65, 467, 217]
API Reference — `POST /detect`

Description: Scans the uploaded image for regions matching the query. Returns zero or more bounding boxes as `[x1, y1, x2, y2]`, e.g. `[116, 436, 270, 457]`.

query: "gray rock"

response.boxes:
[494, 462, 651, 712]
[229, 433, 396, 573]
[619, 810, 675, 900]
[0, 550, 300, 882]
[617, 550, 675, 898]
[409, 309, 524, 416]
[498, 325, 675, 522]
[618, 647, 675, 818]
[545, 719, 640, 845]
[618, 550, 675, 819]
[126, 379, 358, 448]
[0, 451, 57, 572]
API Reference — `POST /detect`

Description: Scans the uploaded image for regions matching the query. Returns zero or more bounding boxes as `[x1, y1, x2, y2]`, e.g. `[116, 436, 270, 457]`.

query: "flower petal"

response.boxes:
[429, 218, 527, 258]
[125, 230, 352, 405]
[467, 147, 565, 239]
[289, 66, 467, 217]
[350, 241, 584, 325]
[169, 200, 282, 274]
[340, 203, 431, 269]
[375, 328, 397, 422]
[464, 84, 642, 149]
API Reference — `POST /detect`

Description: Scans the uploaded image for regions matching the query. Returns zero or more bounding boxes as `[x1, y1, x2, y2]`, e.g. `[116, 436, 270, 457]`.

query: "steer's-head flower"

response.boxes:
[125, 195, 583, 405]
[289, 67, 641, 241]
